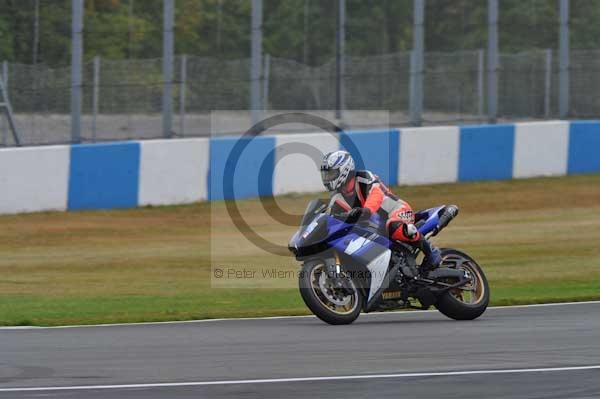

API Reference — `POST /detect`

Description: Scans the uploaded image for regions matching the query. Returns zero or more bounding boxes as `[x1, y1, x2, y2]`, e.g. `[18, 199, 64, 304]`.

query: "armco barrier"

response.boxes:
[0, 120, 598, 214]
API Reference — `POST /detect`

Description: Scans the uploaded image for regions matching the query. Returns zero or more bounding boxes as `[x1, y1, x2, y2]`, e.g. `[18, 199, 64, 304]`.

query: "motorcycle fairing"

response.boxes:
[329, 228, 393, 307]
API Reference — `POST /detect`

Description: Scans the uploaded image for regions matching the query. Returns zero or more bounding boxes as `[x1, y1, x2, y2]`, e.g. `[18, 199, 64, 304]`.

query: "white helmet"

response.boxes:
[320, 151, 355, 191]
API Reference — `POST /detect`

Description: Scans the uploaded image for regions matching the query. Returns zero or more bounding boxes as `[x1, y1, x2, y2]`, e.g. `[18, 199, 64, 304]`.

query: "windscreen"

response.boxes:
[300, 199, 325, 227]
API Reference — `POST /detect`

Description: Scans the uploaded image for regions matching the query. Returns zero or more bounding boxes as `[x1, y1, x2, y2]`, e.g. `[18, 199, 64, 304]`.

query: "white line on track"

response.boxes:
[1, 365, 600, 392]
[1, 300, 599, 330]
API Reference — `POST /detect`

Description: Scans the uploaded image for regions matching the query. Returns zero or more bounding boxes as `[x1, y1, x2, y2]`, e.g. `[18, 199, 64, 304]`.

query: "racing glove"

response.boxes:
[346, 207, 371, 224]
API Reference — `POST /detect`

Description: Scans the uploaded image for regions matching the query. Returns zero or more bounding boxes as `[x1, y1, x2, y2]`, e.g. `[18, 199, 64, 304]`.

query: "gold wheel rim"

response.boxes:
[442, 254, 486, 305]
[309, 263, 359, 315]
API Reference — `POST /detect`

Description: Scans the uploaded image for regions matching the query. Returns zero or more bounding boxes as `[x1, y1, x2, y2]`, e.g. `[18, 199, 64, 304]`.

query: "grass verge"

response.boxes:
[0, 174, 599, 326]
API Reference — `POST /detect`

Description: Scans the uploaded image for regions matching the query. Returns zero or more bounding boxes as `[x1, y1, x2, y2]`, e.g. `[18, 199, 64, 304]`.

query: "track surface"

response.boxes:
[1, 302, 600, 398]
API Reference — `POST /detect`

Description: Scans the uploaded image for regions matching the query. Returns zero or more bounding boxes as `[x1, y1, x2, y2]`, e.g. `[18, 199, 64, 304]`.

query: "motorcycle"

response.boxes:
[288, 200, 489, 325]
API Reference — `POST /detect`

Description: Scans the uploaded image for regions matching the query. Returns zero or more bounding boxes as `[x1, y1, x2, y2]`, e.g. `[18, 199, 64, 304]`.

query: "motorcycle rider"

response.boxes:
[320, 150, 442, 273]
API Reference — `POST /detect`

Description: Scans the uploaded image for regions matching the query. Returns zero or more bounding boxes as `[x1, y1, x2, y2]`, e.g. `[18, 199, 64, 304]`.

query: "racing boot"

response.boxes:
[417, 236, 442, 277]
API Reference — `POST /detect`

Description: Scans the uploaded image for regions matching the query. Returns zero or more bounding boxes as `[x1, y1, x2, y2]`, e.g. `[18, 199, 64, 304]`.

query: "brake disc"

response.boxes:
[318, 272, 352, 306]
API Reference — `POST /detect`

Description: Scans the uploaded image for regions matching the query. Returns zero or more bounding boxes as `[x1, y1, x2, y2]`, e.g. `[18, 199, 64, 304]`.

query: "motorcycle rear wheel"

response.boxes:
[299, 260, 362, 325]
[434, 249, 490, 321]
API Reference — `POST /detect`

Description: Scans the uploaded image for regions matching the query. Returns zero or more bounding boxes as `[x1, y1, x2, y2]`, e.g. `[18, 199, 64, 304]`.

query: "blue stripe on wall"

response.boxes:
[68, 142, 140, 210]
[459, 124, 515, 181]
[209, 135, 275, 200]
[568, 121, 600, 174]
[340, 129, 400, 186]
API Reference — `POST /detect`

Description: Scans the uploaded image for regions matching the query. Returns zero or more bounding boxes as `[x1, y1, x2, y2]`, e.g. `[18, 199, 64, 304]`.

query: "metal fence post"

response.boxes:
[559, 0, 569, 118]
[262, 53, 270, 110]
[92, 56, 100, 142]
[162, 0, 175, 138]
[179, 54, 187, 137]
[409, 0, 424, 126]
[1, 61, 7, 146]
[409, 51, 417, 125]
[335, 0, 345, 121]
[545, 49, 552, 118]
[487, 0, 498, 123]
[70, 0, 83, 144]
[251, 0, 263, 125]
[477, 49, 484, 119]
[33, 0, 40, 64]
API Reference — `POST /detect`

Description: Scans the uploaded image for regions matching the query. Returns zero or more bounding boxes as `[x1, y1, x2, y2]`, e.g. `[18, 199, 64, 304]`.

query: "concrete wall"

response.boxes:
[513, 121, 569, 178]
[0, 120, 598, 214]
[139, 139, 209, 206]
[399, 126, 459, 185]
[273, 133, 339, 195]
[0, 145, 70, 213]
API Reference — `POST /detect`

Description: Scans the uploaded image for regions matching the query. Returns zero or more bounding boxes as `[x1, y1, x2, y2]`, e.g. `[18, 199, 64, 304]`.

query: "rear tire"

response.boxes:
[299, 260, 362, 325]
[434, 249, 490, 321]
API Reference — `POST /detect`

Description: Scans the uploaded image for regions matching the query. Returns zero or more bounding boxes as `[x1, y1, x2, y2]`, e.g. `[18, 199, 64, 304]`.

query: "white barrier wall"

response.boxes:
[0, 120, 597, 215]
[138, 138, 209, 205]
[0, 145, 69, 214]
[513, 121, 569, 178]
[398, 126, 460, 185]
[273, 133, 339, 195]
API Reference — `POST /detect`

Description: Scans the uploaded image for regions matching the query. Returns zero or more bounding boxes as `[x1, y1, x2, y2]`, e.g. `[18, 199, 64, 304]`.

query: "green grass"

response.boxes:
[1, 174, 599, 326]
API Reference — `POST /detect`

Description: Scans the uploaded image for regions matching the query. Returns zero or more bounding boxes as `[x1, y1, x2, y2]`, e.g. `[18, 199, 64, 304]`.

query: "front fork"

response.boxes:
[325, 252, 354, 294]
[324, 252, 340, 278]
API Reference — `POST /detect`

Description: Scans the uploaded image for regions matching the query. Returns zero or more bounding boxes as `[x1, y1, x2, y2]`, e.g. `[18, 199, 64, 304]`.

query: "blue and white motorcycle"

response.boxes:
[289, 200, 489, 325]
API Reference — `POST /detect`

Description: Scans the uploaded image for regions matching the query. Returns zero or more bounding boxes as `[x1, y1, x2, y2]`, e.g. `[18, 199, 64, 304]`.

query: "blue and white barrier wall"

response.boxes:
[0, 145, 70, 214]
[0, 120, 598, 214]
[139, 139, 209, 206]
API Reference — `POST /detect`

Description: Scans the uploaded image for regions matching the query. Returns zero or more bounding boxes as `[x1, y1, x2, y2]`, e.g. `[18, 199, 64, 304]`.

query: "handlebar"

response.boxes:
[330, 210, 382, 231]
[330, 210, 352, 222]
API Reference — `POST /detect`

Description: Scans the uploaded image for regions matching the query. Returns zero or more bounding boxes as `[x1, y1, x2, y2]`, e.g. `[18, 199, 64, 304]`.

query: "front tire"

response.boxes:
[434, 249, 490, 321]
[299, 260, 362, 325]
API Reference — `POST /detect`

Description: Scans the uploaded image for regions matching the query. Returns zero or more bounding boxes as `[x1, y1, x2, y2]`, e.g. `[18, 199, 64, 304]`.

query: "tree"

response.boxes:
[1, 0, 600, 67]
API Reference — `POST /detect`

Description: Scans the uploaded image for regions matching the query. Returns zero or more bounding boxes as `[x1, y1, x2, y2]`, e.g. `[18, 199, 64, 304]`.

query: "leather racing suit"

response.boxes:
[326, 170, 440, 269]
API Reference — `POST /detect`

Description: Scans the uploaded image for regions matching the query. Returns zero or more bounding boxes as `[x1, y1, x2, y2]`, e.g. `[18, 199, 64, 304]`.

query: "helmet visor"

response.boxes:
[321, 168, 340, 184]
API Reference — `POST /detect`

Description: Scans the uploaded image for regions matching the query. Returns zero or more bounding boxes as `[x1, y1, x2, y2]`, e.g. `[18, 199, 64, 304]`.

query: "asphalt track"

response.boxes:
[1, 302, 600, 398]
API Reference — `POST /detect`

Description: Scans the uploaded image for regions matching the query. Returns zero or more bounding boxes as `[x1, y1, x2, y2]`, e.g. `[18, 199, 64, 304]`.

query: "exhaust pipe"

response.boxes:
[431, 205, 459, 237]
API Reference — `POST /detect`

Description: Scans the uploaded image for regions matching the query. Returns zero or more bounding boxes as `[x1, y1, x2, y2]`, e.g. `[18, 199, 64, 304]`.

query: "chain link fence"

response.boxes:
[423, 51, 482, 124]
[3, 47, 600, 146]
[2, 62, 71, 146]
[570, 49, 600, 117]
[2, 0, 600, 146]
[498, 50, 554, 119]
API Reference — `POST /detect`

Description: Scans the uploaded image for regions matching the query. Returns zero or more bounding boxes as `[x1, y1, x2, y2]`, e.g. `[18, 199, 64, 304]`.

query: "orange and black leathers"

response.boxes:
[326, 170, 421, 244]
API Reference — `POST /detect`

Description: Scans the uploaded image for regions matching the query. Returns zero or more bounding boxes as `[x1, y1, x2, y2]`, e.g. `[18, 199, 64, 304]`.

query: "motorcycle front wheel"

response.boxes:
[299, 260, 362, 325]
